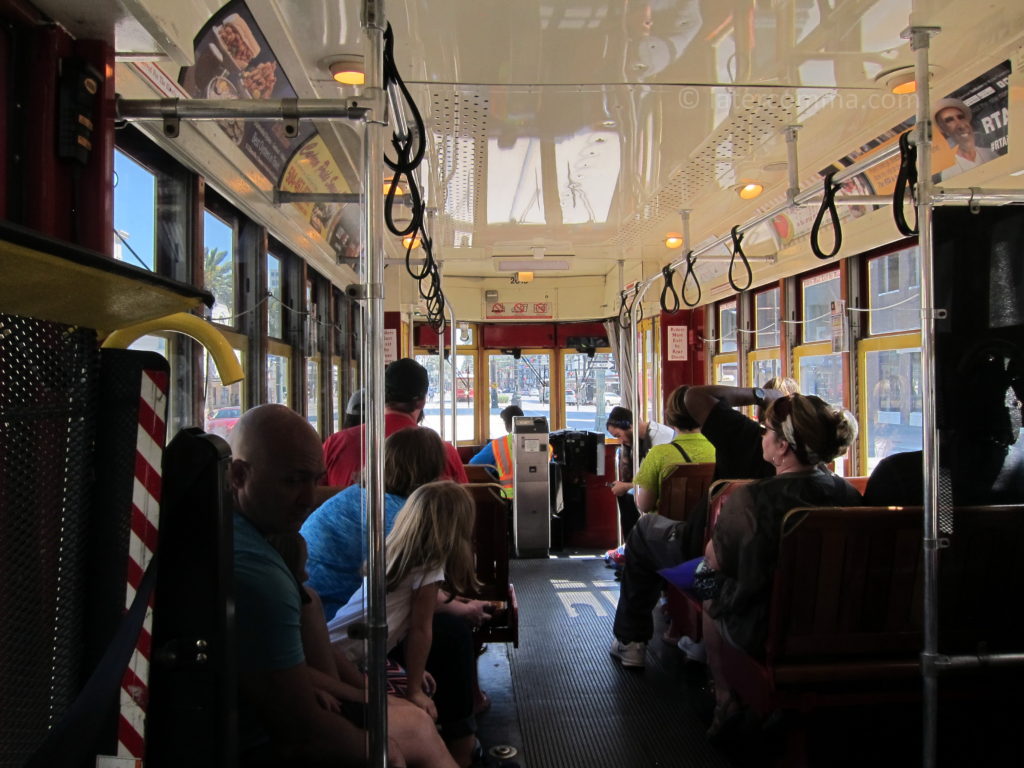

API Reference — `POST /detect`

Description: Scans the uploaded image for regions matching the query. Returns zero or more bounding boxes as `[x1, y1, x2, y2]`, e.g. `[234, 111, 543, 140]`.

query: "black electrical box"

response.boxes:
[57, 58, 103, 165]
[549, 429, 604, 474]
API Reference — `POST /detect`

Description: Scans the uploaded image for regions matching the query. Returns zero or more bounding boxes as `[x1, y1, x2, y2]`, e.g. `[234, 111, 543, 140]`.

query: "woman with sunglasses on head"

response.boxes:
[700, 394, 861, 742]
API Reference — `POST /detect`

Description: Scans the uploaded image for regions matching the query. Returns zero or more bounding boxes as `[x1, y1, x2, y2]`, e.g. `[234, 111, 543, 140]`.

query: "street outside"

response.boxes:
[422, 391, 613, 444]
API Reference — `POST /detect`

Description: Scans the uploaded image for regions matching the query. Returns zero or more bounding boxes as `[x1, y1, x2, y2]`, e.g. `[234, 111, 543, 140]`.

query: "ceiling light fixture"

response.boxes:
[384, 177, 405, 196]
[664, 233, 684, 249]
[736, 182, 764, 200]
[874, 64, 937, 96]
[402, 234, 421, 250]
[326, 54, 365, 86]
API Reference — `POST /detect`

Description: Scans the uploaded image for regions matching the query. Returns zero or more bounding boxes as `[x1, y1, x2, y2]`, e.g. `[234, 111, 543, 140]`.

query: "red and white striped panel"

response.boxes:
[111, 368, 167, 765]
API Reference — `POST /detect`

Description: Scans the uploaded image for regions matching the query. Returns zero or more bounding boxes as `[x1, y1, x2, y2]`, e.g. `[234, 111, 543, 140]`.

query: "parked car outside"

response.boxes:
[456, 386, 474, 401]
[206, 405, 242, 437]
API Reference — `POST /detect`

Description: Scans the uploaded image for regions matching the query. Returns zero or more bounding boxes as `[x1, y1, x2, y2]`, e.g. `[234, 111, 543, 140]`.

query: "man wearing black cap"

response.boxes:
[322, 358, 468, 490]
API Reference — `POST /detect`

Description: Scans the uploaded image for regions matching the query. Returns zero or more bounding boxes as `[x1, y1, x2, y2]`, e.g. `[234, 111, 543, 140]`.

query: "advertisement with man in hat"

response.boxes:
[931, 60, 1009, 182]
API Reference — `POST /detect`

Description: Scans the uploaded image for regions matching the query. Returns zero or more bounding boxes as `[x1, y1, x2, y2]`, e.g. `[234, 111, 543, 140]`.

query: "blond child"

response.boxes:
[327, 481, 478, 719]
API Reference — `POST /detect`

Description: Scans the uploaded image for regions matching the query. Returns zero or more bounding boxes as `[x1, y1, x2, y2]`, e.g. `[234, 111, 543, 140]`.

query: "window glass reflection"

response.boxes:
[863, 347, 922, 472]
[868, 247, 921, 335]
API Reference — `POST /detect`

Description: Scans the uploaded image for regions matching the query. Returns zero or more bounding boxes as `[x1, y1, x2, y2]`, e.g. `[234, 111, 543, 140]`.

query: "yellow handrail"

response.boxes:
[101, 312, 244, 385]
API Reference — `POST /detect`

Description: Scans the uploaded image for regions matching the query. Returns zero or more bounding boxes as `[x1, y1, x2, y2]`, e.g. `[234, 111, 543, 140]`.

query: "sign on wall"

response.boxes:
[485, 301, 555, 320]
[666, 325, 689, 361]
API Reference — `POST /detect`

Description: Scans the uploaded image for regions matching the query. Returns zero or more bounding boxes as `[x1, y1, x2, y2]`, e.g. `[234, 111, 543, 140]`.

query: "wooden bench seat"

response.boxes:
[718, 504, 1024, 715]
[466, 482, 518, 647]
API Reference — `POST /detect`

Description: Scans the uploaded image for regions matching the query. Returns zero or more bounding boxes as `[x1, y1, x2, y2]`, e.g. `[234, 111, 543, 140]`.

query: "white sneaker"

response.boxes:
[609, 638, 646, 668]
[676, 635, 707, 664]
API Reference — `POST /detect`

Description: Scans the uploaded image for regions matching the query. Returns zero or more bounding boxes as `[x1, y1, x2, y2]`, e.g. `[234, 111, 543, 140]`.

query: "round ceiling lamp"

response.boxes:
[326, 54, 365, 86]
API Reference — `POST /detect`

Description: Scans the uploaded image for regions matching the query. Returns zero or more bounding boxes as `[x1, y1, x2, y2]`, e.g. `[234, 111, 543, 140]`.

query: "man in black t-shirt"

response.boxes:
[679, 382, 797, 556]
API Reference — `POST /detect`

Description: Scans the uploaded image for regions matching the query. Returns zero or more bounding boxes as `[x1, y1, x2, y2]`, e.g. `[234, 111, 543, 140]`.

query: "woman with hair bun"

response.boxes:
[701, 394, 861, 740]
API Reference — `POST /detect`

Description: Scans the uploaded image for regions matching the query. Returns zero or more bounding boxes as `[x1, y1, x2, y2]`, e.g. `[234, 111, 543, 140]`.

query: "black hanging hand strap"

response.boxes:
[810, 170, 842, 259]
[660, 265, 680, 314]
[728, 226, 753, 292]
[681, 250, 702, 307]
[893, 130, 919, 236]
[25, 554, 160, 768]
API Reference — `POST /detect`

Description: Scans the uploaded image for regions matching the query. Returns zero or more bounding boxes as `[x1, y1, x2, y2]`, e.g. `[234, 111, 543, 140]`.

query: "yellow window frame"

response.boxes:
[856, 332, 921, 473]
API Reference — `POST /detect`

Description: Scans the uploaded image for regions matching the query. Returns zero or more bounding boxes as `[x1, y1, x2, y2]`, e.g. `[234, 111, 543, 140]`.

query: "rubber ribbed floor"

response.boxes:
[506, 555, 733, 768]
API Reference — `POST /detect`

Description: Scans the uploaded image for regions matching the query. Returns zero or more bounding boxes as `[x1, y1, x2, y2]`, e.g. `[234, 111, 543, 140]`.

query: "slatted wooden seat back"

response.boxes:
[465, 482, 518, 646]
[719, 504, 1024, 714]
[768, 506, 926, 666]
[657, 462, 715, 522]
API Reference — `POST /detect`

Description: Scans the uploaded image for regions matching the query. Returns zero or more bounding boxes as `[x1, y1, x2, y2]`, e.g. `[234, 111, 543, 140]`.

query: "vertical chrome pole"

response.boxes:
[447, 299, 459, 447]
[906, 23, 941, 768]
[362, 1, 388, 765]
[784, 125, 801, 205]
[629, 281, 652, 482]
[438, 316, 447, 440]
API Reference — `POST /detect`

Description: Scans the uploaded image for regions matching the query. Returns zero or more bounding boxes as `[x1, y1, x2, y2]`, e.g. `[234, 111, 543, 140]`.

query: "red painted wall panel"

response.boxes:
[24, 26, 72, 240]
[414, 324, 452, 348]
[74, 39, 114, 255]
[481, 324, 555, 348]
[660, 308, 707, 402]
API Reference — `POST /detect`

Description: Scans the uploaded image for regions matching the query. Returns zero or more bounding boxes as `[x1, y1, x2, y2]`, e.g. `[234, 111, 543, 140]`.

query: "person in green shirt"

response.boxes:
[633, 385, 716, 513]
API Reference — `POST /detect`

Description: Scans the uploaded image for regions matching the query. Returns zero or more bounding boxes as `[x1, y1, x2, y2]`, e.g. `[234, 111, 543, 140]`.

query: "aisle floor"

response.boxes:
[475, 551, 732, 768]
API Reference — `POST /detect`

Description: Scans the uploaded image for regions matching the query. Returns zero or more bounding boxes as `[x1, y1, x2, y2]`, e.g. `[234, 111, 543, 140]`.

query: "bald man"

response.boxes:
[230, 405, 459, 768]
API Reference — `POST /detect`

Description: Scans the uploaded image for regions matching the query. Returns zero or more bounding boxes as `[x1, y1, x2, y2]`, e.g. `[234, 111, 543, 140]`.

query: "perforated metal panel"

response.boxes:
[610, 92, 816, 248]
[0, 314, 99, 766]
[432, 90, 490, 234]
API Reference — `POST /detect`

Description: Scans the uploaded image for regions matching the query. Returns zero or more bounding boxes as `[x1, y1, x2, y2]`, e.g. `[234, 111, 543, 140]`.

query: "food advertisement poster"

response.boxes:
[179, 1, 360, 258]
[180, 2, 315, 181]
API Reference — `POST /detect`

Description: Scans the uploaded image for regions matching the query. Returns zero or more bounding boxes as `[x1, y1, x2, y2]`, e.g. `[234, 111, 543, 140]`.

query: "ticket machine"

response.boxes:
[511, 416, 550, 557]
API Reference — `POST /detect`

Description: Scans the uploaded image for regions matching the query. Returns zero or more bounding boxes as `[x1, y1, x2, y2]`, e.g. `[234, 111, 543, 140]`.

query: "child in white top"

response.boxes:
[328, 481, 478, 717]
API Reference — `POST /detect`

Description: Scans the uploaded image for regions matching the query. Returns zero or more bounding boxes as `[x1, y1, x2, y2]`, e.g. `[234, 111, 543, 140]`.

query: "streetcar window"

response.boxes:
[563, 351, 619, 434]
[268, 253, 284, 338]
[267, 350, 290, 405]
[861, 345, 922, 473]
[307, 359, 320, 433]
[417, 353, 477, 443]
[204, 210, 236, 325]
[486, 352, 552, 436]
[801, 269, 841, 343]
[867, 246, 921, 335]
[718, 300, 738, 353]
[203, 346, 244, 436]
[754, 288, 781, 348]
[113, 150, 157, 271]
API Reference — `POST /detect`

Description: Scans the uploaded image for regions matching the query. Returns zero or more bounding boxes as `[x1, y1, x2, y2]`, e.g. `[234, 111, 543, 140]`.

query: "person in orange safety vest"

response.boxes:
[468, 405, 523, 498]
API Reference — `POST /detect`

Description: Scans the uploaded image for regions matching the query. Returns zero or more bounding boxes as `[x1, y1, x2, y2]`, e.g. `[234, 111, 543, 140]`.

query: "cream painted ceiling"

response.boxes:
[35, 0, 1024, 315]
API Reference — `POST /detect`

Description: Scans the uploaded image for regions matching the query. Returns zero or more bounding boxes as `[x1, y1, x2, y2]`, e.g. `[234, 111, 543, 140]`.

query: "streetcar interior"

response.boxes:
[3, 0, 1024, 765]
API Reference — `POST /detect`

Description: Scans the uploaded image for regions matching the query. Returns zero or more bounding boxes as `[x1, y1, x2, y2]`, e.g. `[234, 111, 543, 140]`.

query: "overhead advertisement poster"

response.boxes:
[179, 1, 360, 257]
[180, 2, 316, 181]
[772, 60, 1010, 247]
